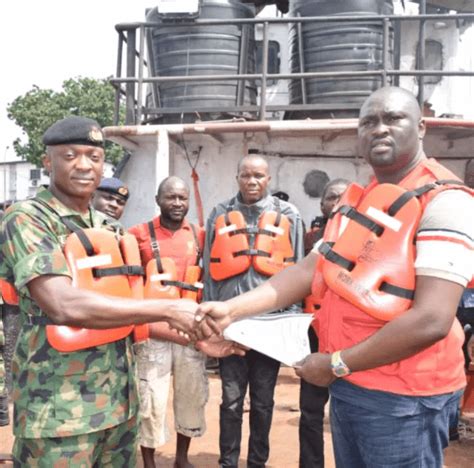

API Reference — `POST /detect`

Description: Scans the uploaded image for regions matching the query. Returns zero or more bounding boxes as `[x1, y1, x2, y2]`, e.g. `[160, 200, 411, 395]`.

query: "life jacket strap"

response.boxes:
[231, 226, 276, 237]
[75, 229, 95, 257]
[234, 249, 271, 258]
[234, 249, 296, 263]
[161, 280, 203, 292]
[318, 242, 355, 271]
[148, 221, 165, 273]
[379, 282, 415, 300]
[338, 205, 384, 236]
[388, 180, 464, 216]
[93, 265, 144, 278]
[387, 184, 435, 216]
[62, 220, 145, 278]
[190, 223, 202, 264]
[267, 196, 283, 227]
[229, 227, 252, 236]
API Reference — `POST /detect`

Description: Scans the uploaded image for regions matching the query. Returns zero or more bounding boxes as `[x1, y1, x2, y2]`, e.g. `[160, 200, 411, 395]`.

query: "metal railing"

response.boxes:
[110, 9, 474, 125]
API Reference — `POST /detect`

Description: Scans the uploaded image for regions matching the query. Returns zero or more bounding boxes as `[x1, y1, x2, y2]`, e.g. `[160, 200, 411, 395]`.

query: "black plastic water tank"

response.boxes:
[146, 0, 257, 123]
[289, 0, 393, 117]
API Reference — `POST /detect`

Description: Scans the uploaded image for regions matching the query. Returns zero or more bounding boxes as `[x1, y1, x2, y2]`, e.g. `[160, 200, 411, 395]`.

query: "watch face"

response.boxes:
[333, 365, 350, 377]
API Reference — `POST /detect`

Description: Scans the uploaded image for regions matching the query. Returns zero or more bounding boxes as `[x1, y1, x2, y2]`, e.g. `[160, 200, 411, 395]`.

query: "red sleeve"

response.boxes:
[128, 223, 153, 267]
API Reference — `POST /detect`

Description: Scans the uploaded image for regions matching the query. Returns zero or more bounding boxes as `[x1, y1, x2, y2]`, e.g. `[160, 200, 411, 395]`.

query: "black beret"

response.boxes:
[42, 116, 104, 147]
[97, 177, 129, 200]
[272, 191, 290, 202]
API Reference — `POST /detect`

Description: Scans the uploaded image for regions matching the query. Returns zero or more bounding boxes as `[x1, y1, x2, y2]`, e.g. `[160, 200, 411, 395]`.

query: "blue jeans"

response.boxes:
[330, 379, 463, 468]
[219, 350, 281, 468]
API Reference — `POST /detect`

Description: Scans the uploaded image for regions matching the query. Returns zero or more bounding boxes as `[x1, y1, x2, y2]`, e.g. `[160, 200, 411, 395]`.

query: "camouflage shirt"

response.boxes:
[0, 299, 4, 394]
[0, 187, 138, 438]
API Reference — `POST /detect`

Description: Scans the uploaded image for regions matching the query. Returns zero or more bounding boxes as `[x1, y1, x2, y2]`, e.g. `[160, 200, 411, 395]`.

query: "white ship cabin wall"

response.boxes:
[115, 121, 473, 231]
[111, 1, 474, 229]
[396, 0, 474, 120]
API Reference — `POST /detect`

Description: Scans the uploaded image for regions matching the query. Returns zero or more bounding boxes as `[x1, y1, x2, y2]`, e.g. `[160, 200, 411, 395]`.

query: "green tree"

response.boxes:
[7, 77, 125, 167]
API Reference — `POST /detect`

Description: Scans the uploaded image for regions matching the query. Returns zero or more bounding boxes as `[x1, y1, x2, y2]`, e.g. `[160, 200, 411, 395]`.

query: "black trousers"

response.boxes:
[299, 326, 330, 468]
[219, 350, 281, 468]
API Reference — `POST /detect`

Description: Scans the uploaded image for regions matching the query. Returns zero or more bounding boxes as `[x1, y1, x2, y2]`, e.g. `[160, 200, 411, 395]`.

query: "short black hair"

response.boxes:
[237, 154, 269, 174]
[321, 178, 350, 200]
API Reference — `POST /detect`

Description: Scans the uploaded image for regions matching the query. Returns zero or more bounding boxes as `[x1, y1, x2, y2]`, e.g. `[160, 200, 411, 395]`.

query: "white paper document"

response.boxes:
[223, 313, 313, 367]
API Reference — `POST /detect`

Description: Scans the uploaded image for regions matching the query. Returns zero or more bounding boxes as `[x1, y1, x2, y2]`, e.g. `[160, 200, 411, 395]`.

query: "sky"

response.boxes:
[0, 0, 156, 162]
[3, 1, 474, 165]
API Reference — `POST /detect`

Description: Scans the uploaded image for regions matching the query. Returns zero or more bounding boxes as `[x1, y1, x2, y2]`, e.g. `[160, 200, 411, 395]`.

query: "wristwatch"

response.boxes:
[331, 350, 352, 378]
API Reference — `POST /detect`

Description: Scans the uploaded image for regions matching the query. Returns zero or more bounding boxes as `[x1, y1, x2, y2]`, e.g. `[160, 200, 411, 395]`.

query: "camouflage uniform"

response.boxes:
[0, 187, 138, 465]
[0, 298, 4, 394]
[0, 299, 6, 424]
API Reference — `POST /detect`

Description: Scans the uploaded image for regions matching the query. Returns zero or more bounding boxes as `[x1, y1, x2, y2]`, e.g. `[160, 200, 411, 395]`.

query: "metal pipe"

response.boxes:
[115, 13, 474, 29]
[418, 0, 427, 109]
[125, 28, 136, 125]
[424, 118, 474, 128]
[388, 70, 474, 76]
[110, 69, 474, 86]
[104, 116, 474, 140]
[113, 153, 131, 178]
[104, 119, 358, 139]
[143, 103, 360, 113]
[297, 14, 307, 104]
[393, 16, 402, 87]
[145, 23, 161, 110]
[236, 23, 249, 107]
[113, 33, 124, 125]
[382, 17, 389, 87]
[136, 25, 145, 123]
[259, 22, 269, 120]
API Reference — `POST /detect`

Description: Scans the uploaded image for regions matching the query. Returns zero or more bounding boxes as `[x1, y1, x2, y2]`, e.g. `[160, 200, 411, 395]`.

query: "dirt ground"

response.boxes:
[1, 367, 473, 467]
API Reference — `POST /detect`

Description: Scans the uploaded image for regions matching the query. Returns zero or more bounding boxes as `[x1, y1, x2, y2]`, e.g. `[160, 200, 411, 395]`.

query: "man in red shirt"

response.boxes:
[129, 176, 207, 468]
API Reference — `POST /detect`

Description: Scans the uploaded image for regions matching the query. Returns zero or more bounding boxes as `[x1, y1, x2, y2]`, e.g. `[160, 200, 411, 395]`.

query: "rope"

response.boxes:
[181, 139, 204, 228]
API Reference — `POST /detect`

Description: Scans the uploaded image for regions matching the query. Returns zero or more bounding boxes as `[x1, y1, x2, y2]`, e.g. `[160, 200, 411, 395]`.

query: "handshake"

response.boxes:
[165, 299, 248, 358]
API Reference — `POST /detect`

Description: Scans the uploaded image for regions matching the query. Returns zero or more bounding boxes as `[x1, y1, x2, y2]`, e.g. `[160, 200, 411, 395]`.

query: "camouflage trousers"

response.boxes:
[13, 416, 137, 467]
[0, 304, 5, 394]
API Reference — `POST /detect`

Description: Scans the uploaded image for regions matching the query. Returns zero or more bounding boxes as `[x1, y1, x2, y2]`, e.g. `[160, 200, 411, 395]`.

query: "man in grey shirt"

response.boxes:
[202, 153, 304, 468]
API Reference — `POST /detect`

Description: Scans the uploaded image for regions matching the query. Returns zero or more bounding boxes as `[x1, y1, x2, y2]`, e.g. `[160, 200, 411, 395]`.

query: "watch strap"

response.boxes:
[331, 350, 352, 377]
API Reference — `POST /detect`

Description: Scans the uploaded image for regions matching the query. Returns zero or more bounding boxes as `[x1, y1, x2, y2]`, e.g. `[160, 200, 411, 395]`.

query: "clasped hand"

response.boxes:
[170, 299, 244, 357]
[170, 300, 232, 340]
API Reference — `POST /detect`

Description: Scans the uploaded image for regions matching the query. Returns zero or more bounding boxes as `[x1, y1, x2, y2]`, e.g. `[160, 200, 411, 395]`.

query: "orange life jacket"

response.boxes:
[303, 186, 364, 316]
[143, 221, 203, 302]
[318, 183, 421, 321]
[315, 171, 472, 322]
[46, 228, 149, 352]
[0, 279, 19, 305]
[210, 198, 295, 280]
[314, 157, 472, 396]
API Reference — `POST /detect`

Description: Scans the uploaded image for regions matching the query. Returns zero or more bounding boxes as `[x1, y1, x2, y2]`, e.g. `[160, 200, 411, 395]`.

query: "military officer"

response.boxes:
[0, 116, 197, 466]
[92, 176, 129, 220]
